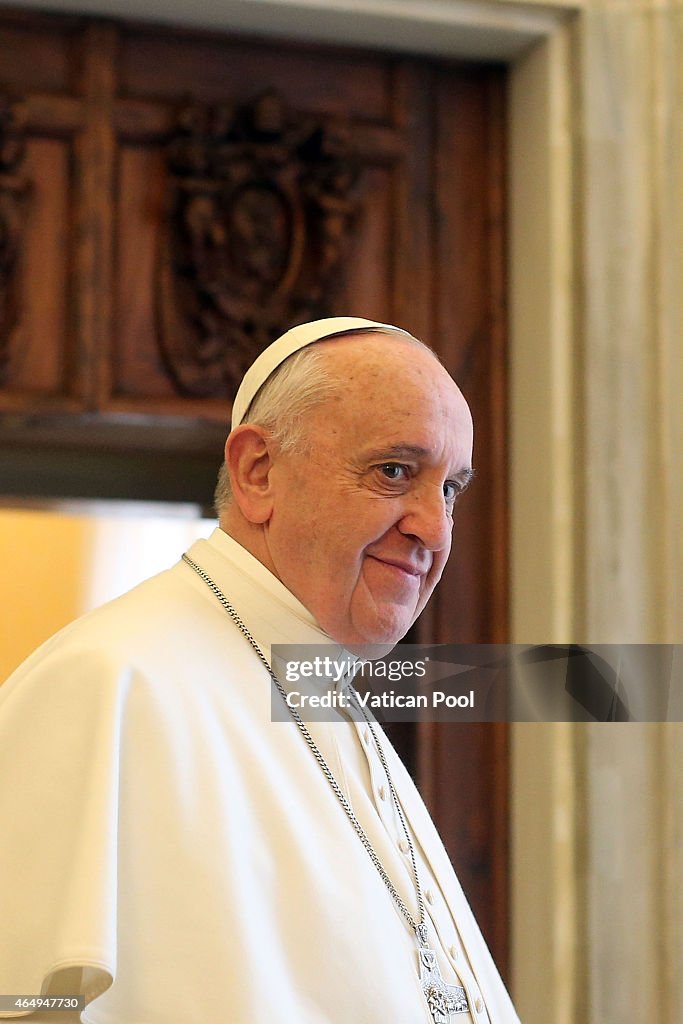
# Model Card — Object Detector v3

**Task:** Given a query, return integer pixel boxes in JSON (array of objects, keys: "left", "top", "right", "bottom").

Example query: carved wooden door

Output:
[{"left": 0, "top": 10, "right": 508, "bottom": 978}]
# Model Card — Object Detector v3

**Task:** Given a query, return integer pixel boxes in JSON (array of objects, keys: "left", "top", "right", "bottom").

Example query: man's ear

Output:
[{"left": 224, "top": 425, "right": 276, "bottom": 524}]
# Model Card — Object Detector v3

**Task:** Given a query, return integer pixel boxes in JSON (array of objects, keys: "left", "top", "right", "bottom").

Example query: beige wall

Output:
[
  {"left": 0, "top": 509, "right": 95, "bottom": 681},
  {"left": 506, "top": 3, "right": 683, "bottom": 1022},
  {"left": 0, "top": 508, "right": 213, "bottom": 683}
]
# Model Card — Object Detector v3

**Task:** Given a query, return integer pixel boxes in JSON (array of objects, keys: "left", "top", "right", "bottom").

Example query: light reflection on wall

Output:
[{"left": 0, "top": 503, "right": 214, "bottom": 682}]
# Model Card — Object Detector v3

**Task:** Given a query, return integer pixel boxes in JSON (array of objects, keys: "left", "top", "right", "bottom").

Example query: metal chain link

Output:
[
  {"left": 348, "top": 689, "right": 427, "bottom": 935},
  {"left": 181, "top": 551, "right": 426, "bottom": 937}
]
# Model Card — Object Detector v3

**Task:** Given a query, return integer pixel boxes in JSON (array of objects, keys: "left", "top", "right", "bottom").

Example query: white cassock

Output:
[{"left": 0, "top": 527, "right": 520, "bottom": 1024}]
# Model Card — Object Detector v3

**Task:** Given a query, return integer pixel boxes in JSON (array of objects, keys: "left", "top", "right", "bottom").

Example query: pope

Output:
[{"left": 0, "top": 317, "right": 519, "bottom": 1024}]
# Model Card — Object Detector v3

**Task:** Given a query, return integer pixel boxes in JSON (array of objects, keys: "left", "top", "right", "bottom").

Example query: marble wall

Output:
[{"left": 508, "top": 3, "right": 683, "bottom": 1022}]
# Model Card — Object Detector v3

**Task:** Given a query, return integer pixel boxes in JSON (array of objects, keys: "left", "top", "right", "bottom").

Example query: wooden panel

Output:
[
  {"left": 113, "top": 149, "right": 396, "bottom": 403},
  {"left": 115, "top": 143, "right": 178, "bottom": 399},
  {"left": 329, "top": 163, "right": 394, "bottom": 321},
  {"left": 120, "top": 26, "right": 393, "bottom": 121},
  {"left": 430, "top": 66, "right": 508, "bottom": 645},
  {"left": 390, "top": 62, "right": 434, "bottom": 341},
  {"left": 109, "top": 51, "right": 404, "bottom": 411},
  {"left": 4, "top": 138, "right": 72, "bottom": 398},
  {"left": 75, "top": 22, "right": 117, "bottom": 411},
  {"left": 0, "top": 11, "right": 76, "bottom": 93}
]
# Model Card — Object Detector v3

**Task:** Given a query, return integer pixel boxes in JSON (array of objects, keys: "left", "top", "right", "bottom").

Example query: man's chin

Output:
[
  {"left": 344, "top": 639, "right": 400, "bottom": 660},
  {"left": 343, "top": 612, "right": 415, "bottom": 658}
]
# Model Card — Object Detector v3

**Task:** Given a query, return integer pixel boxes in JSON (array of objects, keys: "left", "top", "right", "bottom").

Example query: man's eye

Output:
[
  {"left": 443, "top": 481, "right": 459, "bottom": 503},
  {"left": 379, "top": 463, "right": 409, "bottom": 481}
]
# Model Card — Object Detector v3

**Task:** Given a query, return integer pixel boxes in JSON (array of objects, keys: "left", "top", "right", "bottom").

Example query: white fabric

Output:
[
  {"left": 230, "top": 316, "right": 417, "bottom": 428},
  {"left": 0, "top": 528, "right": 520, "bottom": 1024}
]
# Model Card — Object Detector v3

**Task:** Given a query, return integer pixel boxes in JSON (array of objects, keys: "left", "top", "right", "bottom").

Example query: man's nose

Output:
[{"left": 397, "top": 486, "right": 453, "bottom": 552}]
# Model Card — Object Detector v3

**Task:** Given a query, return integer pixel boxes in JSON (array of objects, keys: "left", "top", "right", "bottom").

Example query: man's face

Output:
[{"left": 262, "top": 336, "right": 474, "bottom": 647}]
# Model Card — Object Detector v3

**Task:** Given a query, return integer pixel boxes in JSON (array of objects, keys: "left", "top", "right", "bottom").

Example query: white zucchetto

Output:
[{"left": 231, "top": 316, "right": 418, "bottom": 429}]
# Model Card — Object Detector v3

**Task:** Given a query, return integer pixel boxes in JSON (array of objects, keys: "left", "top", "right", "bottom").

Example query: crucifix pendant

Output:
[{"left": 416, "top": 924, "right": 470, "bottom": 1022}]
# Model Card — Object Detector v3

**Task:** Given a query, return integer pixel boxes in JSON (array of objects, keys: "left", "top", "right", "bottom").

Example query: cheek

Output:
[
  {"left": 423, "top": 548, "right": 450, "bottom": 595},
  {"left": 309, "top": 521, "right": 366, "bottom": 593},
  {"left": 330, "top": 507, "right": 378, "bottom": 560}
]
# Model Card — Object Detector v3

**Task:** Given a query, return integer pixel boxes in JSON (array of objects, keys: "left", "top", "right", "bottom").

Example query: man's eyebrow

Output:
[
  {"left": 453, "top": 467, "right": 476, "bottom": 492},
  {"left": 364, "top": 444, "right": 432, "bottom": 461}
]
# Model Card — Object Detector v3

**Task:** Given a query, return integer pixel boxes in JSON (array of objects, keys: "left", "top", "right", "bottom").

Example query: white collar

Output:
[{"left": 183, "top": 528, "right": 359, "bottom": 692}]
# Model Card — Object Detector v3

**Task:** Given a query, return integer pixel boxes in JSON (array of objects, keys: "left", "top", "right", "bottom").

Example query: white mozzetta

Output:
[{"left": 0, "top": 528, "right": 519, "bottom": 1024}]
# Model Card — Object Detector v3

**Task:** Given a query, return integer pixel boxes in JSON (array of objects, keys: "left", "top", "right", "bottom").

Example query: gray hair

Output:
[
  {"left": 213, "top": 343, "right": 343, "bottom": 516},
  {"left": 213, "top": 329, "right": 440, "bottom": 518}
]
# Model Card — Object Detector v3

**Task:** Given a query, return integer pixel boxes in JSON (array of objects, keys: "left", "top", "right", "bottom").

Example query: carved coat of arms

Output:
[{"left": 157, "top": 90, "right": 361, "bottom": 398}]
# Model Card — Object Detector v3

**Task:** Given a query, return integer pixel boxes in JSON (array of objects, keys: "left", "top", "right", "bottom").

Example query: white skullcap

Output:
[{"left": 231, "top": 316, "right": 419, "bottom": 429}]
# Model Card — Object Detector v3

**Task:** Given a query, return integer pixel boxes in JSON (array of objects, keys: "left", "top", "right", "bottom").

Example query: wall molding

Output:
[{"left": 9, "top": 0, "right": 574, "bottom": 59}]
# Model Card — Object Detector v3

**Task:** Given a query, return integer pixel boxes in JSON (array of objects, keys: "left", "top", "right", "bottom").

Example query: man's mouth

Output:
[{"left": 366, "top": 555, "right": 424, "bottom": 580}]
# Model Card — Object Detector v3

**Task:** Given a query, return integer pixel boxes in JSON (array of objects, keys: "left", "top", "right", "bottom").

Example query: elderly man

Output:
[{"left": 0, "top": 317, "right": 519, "bottom": 1024}]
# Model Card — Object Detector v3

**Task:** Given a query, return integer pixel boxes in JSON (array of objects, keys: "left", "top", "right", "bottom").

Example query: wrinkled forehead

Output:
[
  {"left": 318, "top": 333, "right": 467, "bottom": 410},
  {"left": 310, "top": 336, "right": 473, "bottom": 453}
]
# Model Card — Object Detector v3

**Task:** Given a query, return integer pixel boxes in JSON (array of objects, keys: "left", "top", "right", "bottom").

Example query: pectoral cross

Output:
[{"left": 417, "top": 924, "right": 470, "bottom": 1023}]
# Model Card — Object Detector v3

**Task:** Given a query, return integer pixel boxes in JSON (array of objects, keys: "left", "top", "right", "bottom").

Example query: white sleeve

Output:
[{"left": 0, "top": 638, "right": 129, "bottom": 1016}]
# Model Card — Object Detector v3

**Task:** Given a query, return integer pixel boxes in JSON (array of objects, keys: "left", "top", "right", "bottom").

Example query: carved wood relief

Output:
[
  {"left": 157, "top": 90, "right": 361, "bottom": 397},
  {"left": 0, "top": 91, "right": 30, "bottom": 384}
]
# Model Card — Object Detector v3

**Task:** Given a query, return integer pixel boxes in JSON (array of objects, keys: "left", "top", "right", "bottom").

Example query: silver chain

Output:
[{"left": 182, "top": 551, "right": 426, "bottom": 938}]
